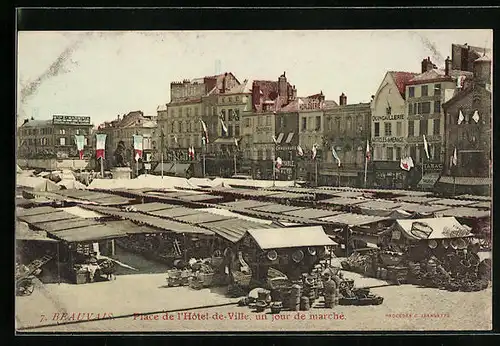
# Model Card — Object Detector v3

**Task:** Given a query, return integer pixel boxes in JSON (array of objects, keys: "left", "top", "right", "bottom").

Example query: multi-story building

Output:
[
  {"left": 370, "top": 71, "right": 417, "bottom": 188},
  {"left": 438, "top": 54, "right": 492, "bottom": 196},
  {"left": 451, "top": 43, "right": 492, "bottom": 72},
  {"left": 97, "top": 111, "right": 157, "bottom": 169},
  {"left": 404, "top": 57, "right": 474, "bottom": 188},
  {"left": 160, "top": 73, "right": 241, "bottom": 176},
  {"left": 17, "top": 115, "right": 93, "bottom": 159},
  {"left": 323, "top": 94, "right": 371, "bottom": 187},
  {"left": 241, "top": 72, "right": 298, "bottom": 179}
]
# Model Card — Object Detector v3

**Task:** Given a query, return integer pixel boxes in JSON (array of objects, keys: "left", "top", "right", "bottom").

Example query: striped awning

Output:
[
  {"left": 276, "top": 133, "right": 285, "bottom": 143},
  {"left": 285, "top": 133, "right": 294, "bottom": 143}
]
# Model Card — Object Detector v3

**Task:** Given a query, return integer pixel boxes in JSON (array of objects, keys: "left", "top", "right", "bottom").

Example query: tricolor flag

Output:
[
  {"left": 188, "top": 146, "right": 195, "bottom": 160},
  {"left": 312, "top": 144, "right": 318, "bottom": 160},
  {"left": 220, "top": 117, "right": 228, "bottom": 135},
  {"left": 400, "top": 156, "right": 415, "bottom": 171},
  {"left": 200, "top": 120, "right": 209, "bottom": 143},
  {"left": 95, "top": 134, "right": 107, "bottom": 159},
  {"left": 275, "top": 157, "right": 283, "bottom": 169},
  {"left": 74, "top": 135, "right": 85, "bottom": 160},
  {"left": 452, "top": 147, "right": 458, "bottom": 166},
  {"left": 456, "top": 75, "right": 466, "bottom": 89},
  {"left": 365, "top": 140, "right": 371, "bottom": 161},
  {"left": 458, "top": 110, "right": 465, "bottom": 125},
  {"left": 423, "top": 135, "right": 430, "bottom": 159},
  {"left": 331, "top": 146, "right": 341, "bottom": 167},
  {"left": 297, "top": 145, "right": 304, "bottom": 157},
  {"left": 472, "top": 110, "right": 480, "bottom": 123},
  {"left": 133, "top": 134, "right": 143, "bottom": 161}
]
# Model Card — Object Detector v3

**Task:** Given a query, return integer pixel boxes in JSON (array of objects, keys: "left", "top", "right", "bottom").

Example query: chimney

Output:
[
  {"left": 445, "top": 56, "right": 452, "bottom": 76},
  {"left": 117, "top": 114, "right": 121, "bottom": 121},
  {"left": 339, "top": 93, "right": 347, "bottom": 106},
  {"left": 278, "top": 72, "right": 287, "bottom": 97},
  {"left": 23, "top": 118, "right": 29, "bottom": 125},
  {"left": 421, "top": 57, "right": 434, "bottom": 73},
  {"left": 251, "top": 82, "right": 260, "bottom": 111},
  {"left": 222, "top": 72, "right": 228, "bottom": 93}
]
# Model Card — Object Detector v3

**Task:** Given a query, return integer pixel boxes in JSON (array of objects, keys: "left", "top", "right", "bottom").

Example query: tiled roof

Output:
[
  {"left": 408, "top": 69, "right": 473, "bottom": 84},
  {"left": 20, "top": 119, "right": 53, "bottom": 128},
  {"left": 388, "top": 71, "right": 419, "bottom": 97}
]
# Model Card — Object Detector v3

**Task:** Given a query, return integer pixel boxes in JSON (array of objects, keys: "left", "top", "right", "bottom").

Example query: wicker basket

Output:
[{"left": 232, "top": 270, "right": 252, "bottom": 287}]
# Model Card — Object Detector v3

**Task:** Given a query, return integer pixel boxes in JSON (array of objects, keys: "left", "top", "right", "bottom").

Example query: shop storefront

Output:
[{"left": 372, "top": 161, "right": 407, "bottom": 189}]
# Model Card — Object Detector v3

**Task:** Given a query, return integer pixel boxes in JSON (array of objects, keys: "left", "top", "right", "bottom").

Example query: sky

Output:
[{"left": 17, "top": 30, "right": 492, "bottom": 126}]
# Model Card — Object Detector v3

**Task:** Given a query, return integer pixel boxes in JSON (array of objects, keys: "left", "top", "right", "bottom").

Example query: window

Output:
[
  {"left": 229, "top": 97, "right": 233, "bottom": 103},
  {"left": 434, "top": 83, "right": 441, "bottom": 96},
  {"left": 386, "top": 106, "right": 391, "bottom": 115},
  {"left": 60, "top": 137, "right": 66, "bottom": 146},
  {"left": 395, "top": 147, "right": 402, "bottom": 160},
  {"left": 245, "top": 118, "right": 251, "bottom": 127},
  {"left": 84, "top": 137, "right": 88, "bottom": 146},
  {"left": 59, "top": 129, "right": 65, "bottom": 135},
  {"left": 335, "top": 118, "right": 341, "bottom": 132},
  {"left": 346, "top": 116, "right": 352, "bottom": 131},
  {"left": 315, "top": 116, "right": 321, "bottom": 131},
  {"left": 234, "top": 109, "right": 240, "bottom": 121},
  {"left": 408, "top": 87, "right": 415, "bottom": 98},
  {"left": 408, "top": 120, "right": 415, "bottom": 136},
  {"left": 421, "top": 85, "right": 428, "bottom": 97},
  {"left": 408, "top": 103, "right": 413, "bottom": 115},
  {"left": 384, "top": 122, "right": 392, "bottom": 136},
  {"left": 257, "top": 149, "right": 263, "bottom": 160},
  {"left": 194, "top": 108, "right": 199, "bottom": 117},
  {"left": 374, "top": 122, "right": 380, "bottom": 137},
  {"left": 302, "top": 117, "right": 307, "bottom": 131},
  {"left": 235, "top": 125, "right": 240, "bottom": 136},
  {"left": 410, "top": 146, "right": 417, "bottom": 159},
  {"left": 228, "top": 109, "right": 233, "bottom": 121},
  {"left": 433, "top": 143, "right": 441, "bottom": 161},
  {"left": 170, "top": 122, "right": 174, "bottom": 133},
  {"left": 258, "top": 116, "right": 263, "bottom": 126},
  {"left": 375, "top": 147, "right": 382, "bottom": 160},
  {"left": 266, "top": 116, "right": 271, "bottom": 126},
  {"left": 386, "top": 147, "right": 393, "bottom": 161},
  {"left": 434, "top": 100, "right": 441, "bottom": 114},
  {"left": 419, "top": 119, "right": 428, "bottom": 135},
  {"left": 179, "top": 122, "right": 183, "bottom": 133},
  {"left": 220, "top": 109, "right": 226, "bottom": 121},
  {"left": 228, "top": 126, "right": 233, "bottom": 137},
  {"left": 433, "top": 119, "right": 440, "bottom": 135},
  {"left": 212, "top": 107, "right": 217, "bottom": 116},
  {"left": 417, "top": 103, "right": 422, "bottom": 114},
  {"left": 396, "top": 122, "right": 402, "bottom": 137},
  {"left": 236, "top": 96, "right": 240, "bottom": 102},
  {"left": 421, "top": 102, "right": 431, "bottom": 114},
  {"left": 186, "top": 108, "right": 191, "bottom": 117}
]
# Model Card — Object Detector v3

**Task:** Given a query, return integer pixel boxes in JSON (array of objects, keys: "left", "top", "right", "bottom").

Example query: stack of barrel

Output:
[
  {"left": 288, "top": 284, "right": 301, "bottom": 311},
  {"left": 323, "top": 278, "right": 339, "bottom": 308}
]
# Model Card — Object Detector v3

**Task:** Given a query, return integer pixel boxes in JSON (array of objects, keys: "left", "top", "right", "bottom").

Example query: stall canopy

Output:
[
  {"left": 393, "top": 217, "right": 474, "bottom": 240},
  {"left": 48, "top": 224, "right": 128, "bottom": 243},
  {"left": 397, "top": 202, "right": 449, "bottom": 215},
  {"left": 16, "top": 221, "right": 59, "bottom": 242},
  {"left": 319, "top": 213, "right": 391, "bottom": 227},
  {"left": 245, "top": 226, "right": 336, "bottom": 250},
  {"left": 251, "top": 204, "right": 304, "bottom": 214},
  {"left": 468, "top": 201, "right": 491, "bottom": 210},
  {"left": 203, "top": 219, "right": 279, "bottom": 243},
  {"left": 435, "top": 207, "right": 491, "bottom": 219},
  {"left": 17, "top": 210, "right": 79, "bottom": 224},
  {"left": 16, "top": 206, "right": 58, "bottom": 217},
  {"left": 394, "top": 195, "right": 440, "bottom": 204},
  {"left": 17, "top": 176, "right": 61, "bottom": 192},
  {"left": 417, "top": 173, "right": 441, "bottom": 190},
  {"left": 318, "top": 197, "right": 367, "bottom": 207},
  {"left": 222, "top": 200, "right": 274, "bottom": 210},
  {"left": 429, "top": 198, "right": 478, "bottom": 207},
  {"left": 127, "top": 202, "right": 176, "bottom": 213},
  {"left": 454, "top": 194, "right": 491, "bottom": 202},
  {"left": 356, "top": 200, "right": 401, "bottom": 211},
  {"left": 175, "top": 194, "right": 224, "bottom": 203},
  {"left": 282, "top": 208, "right": 343, "bottom": 220}
]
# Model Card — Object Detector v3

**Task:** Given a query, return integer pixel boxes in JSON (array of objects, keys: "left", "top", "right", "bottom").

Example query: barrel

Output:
[
  {"left": 380, "top": 268, "right": 387, "bottom": 280},
  {"left": 300, "top": 296, "right": 310, "bottom": 311},
  {"left": 376, "top": 267, "right": 381, "bottom": 278},
  {"left": 289, "top": 286, "right": 301, "bottom": 311}
]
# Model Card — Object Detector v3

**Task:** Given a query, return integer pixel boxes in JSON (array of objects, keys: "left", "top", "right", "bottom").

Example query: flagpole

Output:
[
  {"left": 203, "top": 143, "right": 206, "bottom": 178},
  {"left": 160, "top": 131, "right": 164, "bottom": 179},
  {"left": 315, "top": 159, "right": 318, "bottom": 187},
  {"left": 100, "top": 157, "right": 104, "bottom": 178},
  {"left": 364, "top": 154, "right": 368, "bottom": 188},
  {"left": 337, "top": 162, "right": 340, "bottom": 187},
  {"left": 273, "top": 142, "right": 277, "bottom": 187}
]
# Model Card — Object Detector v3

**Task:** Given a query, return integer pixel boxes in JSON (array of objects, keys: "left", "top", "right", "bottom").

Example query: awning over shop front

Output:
[
  {"left": 246, "top": 226, "right": 336, "bottom": 250},
  {"left": 394, "top": 217, "right": 473, "bottom": 240},
  {"left": 438, "top": 176, "right": 492, "bottom": 186},
  {"left": 417, "top": 173, "right": 441, "bottom": 189}
]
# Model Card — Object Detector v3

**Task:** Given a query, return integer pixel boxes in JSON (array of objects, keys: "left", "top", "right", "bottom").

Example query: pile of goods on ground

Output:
[
  {"left": 165, "top": 258, "right": 220, "bottom": 289},
  {"left": 340, "top": 248, "right": 491, "bottom": 292},
  {"left": 236, "top": 265, "right": 384, "bottom": 313}
]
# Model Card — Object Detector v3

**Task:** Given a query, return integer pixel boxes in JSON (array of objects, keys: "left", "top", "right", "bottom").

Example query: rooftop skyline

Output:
[{"left": 17, "top": 30, "right": 492, "bottom": 125}]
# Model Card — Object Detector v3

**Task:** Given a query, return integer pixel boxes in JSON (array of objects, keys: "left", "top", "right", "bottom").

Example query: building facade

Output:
[
  {"left": 438, "top": 55, "right": 492, "bottom": 196},
  {"left": 404, "top": 57, "right": 474, "bottom": 188},
  {"left": 17, "top": 115, "right": 93, "bottom": 159},
  {"left": 323, "top": 94, "right": 371, "bottom": 187},
  {"left": 370, "top": 71, "right": 416, "bottom": 188},
  {"left": 97, "top": 111, "right": 157, "bottom": 169}
]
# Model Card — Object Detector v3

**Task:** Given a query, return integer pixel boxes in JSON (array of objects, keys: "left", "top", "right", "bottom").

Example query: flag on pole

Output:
[
  {"left": 331, "top": 146, "right": 341, "bottom": 167},
  {"left": 423, "top": 135, "right": 430, "bottom": 159},
  {"left": 272, "top": 135, "right": 278, "bottom": 144},
  {"left": 365, "top": 140, "right": 371, "bottom": 161},
  {"left": 456, "top": 75, "right": 466, "bottom": 89},
  {"left": 458, "top": 110, "right": 465, "bottom": 124},
  {"left": 400, "top": 156, "right": 415, "bottom": 171},
  {"left": 472, "top": 110, "right": 480, "bottom": 123},
  {"left": 312, "top": 144, "right": 318, "bottom": 160},
  {"left": 174, "top": 135, "right": 178, "bottom": 145},
  {"left": 188, "top": 146, "right": 195, "bottom": 160},
  {"left": 297, "top": 145, "right": 304, "bottom": 157},
  {"left": 234, "top": 138, "right": 239, "bottom": 148},
  {"left": 95, "top": 134, "right": 107, "bottom": 159},
  {"left": 133, "top": 134, "right": 143, "bottom": 161},
  {"left": 220, "top": 117, "right": 228, "bottom": 135},
  {"left": 275, "top": 157, "right": 283, "bottom": 169},
  {"left": 452, "top": 147, "right": 458, "bottom": 166},
  {"left": 200, "top": 120, "right": 209, "bottom": 143},
  {"left": 74, "top": 135, "right": 85, "bottom": 160}
]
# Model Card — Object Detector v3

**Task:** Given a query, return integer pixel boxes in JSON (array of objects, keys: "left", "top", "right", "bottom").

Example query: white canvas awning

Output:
[{"left": 246, "top": 226, "right": 336, "bottom": 250}]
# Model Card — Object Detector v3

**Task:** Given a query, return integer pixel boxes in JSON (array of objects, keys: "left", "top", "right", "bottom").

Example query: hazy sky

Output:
[{"left": 17, "top": 30, "right": 492, "bottom": 125}]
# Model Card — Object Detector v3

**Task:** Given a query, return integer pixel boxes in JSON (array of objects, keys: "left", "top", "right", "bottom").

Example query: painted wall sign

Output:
[
  {"left": 372, "top": 136, "right": 405, "bottom": 143},
  {"left": 372, "top": 114, "right": 404, "bottom": 121}
]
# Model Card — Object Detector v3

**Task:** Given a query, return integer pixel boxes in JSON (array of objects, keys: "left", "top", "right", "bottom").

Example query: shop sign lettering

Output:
[
  {"left": 372, "top": 137, "right": 405, "bottom": 143},
  {"left": 372, "top": 114, "right": 404, "bottom": 121}
]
